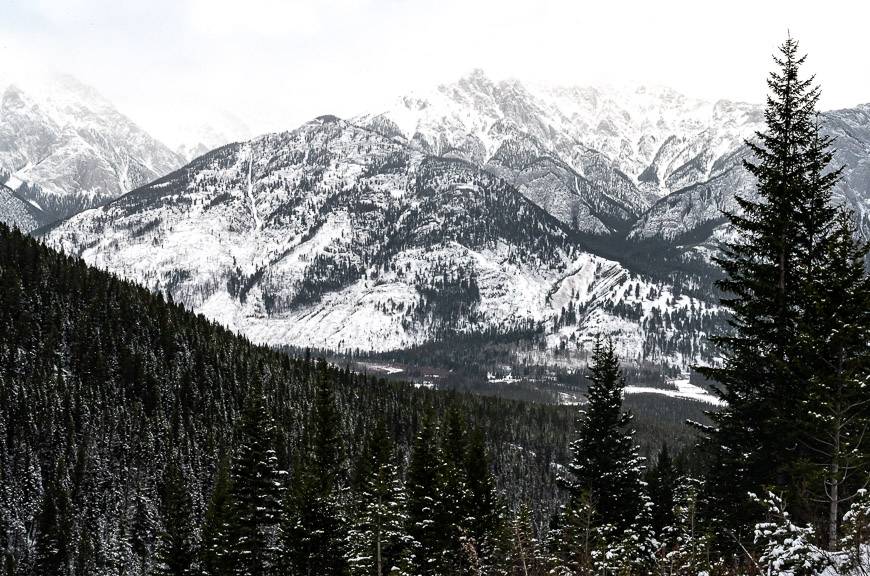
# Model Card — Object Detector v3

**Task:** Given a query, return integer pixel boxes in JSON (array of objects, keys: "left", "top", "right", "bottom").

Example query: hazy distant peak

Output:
[{"left": 0, "top": 73, "right": 184, "bottom": 222}]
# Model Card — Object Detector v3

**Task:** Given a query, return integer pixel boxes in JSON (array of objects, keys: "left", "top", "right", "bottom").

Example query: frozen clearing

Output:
[
  {"left": 358, "top": 362, "right": 404, "bottom": 375},
  {"left": 625, "top": 376, "right": 725, "bottom": 406}
]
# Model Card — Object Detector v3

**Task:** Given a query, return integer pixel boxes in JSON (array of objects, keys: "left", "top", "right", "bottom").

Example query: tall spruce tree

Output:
[
  {"left": 798, "top": 208, "right": 870, "bottom": 549},
  {"left": 697, "top": 35, "right": 844, "bottom": 541},
  {"left": 405, "top": 412, "right": 448, "bottom": 576},
  {"left": 439, "top": 407, "right": 473, "bottom": 573},
  {"left": 283, "top": 364, "right": 348, "bottom": 576},
  {"left": 560, "top": 337, "right": 645, "bottom": 532},
  {"left": 153, "top": 453, "right": 195, "bottom": 576},
  {"left": 552, "top": 338, "right": 649, "bottom": 574},
  {"left": 226, "top": 387, "right": 285, "bottom": 576},
  {"left": 463, "top": 426, "right": 504, "bottom": 571},
  {"left": 346, "top": 419, "right": 411, "bottom": 576}
]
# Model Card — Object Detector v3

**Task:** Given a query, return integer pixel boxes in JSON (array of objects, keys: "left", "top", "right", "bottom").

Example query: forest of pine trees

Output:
[
  {"left": 1, "top": 35, "right": 870, "bottom": 576},
  {"left": 0, "top": 218, "right": 583, "bottom": 576}
]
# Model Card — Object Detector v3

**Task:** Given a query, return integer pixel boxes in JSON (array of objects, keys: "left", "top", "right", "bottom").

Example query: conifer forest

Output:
[{"left": 1, "top": 21, "right": 870, "bottom": 576}]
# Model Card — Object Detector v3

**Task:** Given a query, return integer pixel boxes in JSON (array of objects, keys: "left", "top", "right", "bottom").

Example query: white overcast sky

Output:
[{"left": 1, "top": 0, "right": 868, "bottom": 144}]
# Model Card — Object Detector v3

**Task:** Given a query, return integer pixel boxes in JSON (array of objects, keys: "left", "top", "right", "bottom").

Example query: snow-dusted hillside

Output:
[
  {"left": 0, "top": 74, "right": 183, "bottom": 222},
  {"left": 357, "top": 70, "right": 764, "bottom": 237},
  {"left": 0, "top": 181, "right": 43, "bottom": 232},
  {"left": 40, "top": 71, "right": 870, "bottom": 373},
  {"left": 361, "top": 71, "right": 870, "bottom": 255},
  {"left": 47, "top": 116, "right": 723, "bottom": 369},
  {"left": 629, "top": 106, "right": 870, "bottom": 250},
  {"left": 823, "top": 103, "right": 870, "bottom": 239}
]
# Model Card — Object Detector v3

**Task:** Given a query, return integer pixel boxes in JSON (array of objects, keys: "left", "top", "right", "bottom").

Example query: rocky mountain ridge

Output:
[
  {"left": 47, "top": 114, "right": 724, "bottom": 371},
  {"left": 34, "top": 70, "right": 870, "bottom": 375},
  {"left": 0, "top": 74, "right": 184, "bottom": 227}
]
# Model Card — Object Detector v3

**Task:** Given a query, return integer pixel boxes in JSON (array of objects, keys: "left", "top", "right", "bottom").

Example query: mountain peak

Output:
[
  {"left": 1, "top": 84, "right": 28, "bottom": 110},
  {"left": 48, "top": 73, "right": 112, "bottom": 107},
  {"left": 450, "top": 68, "right": 499, "bottom": 95},
  {"left": 462, "top": 67, "right": 494, "bottom": 84},
  {"left": 0, "top": 73, "right": 183, "bottom": 222}
]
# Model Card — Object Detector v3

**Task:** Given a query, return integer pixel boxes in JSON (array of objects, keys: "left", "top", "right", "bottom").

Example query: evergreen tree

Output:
[
  {"left": 551, "top": 338, "right": 654, "bottom": 574},
  {"left": 405, "top": 412, "right": 447, "bottom": 576},
  {"left": 463, "top": 427, "right": 504, "bottom": 572},
  {"left": 646, "top": 444, "right": 677, "bottom": 538},
  {"left": 840, "top": 489, "right": 870, "bottom": 573},
  {"left": 798, "top": 207, "right": 870, "bottom": 549},
  {"left": 660, "top": 476, "right": 719, "bottom": 575},
  {"left": 439, "top": 407, "right": 472, "bottom": 573},
  {"left": 346, "top": 419, "right": 411, "bottom": 576},
  {"left": 546, "top": 491, "right": 597, "bottom": 576},
  {"left": 154, "top": 454, "right": 195, "bottom": 576},
  {"left": 508, "top": 504, "right": 545, "bottom": 576},
  {"left": 199, "top": 455, "right": 232, "bottom": 576},
  {"left": 283, "top": 366, "right": 348, "bottom": 576},
  {"left": 559, "top": 338, "right": 645, "bottom": 533},
  {"left": 592, "top": 516, "right": 657, "bottom": 575},
  {"left": 226, "top": 388, "right": 285, "bottom": 576},
  {"left": 752, "top": 492, "right": 828, "bottom": 576},
  {"left": 697, "top": 35, "right": 849, "bottom": 543}
]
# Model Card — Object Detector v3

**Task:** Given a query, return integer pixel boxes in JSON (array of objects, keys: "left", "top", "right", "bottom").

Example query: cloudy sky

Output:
[{"left": 1, "top": 0, "right": 868, "bottom": 146}]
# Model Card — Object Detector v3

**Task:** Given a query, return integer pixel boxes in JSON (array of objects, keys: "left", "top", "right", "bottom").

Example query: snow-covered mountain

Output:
[
  {"left": 357, "top": 70, "right": 764, "bottom": 237},
  {"left": 0, "top": 173, "right": 45, "bottom": 232},
  {"left": 360, "top": 71, "right": 870, "bottom": 253},
  {"left": 47, "top": 116, "right": 722, "bottom": 369},
  {"left": 0, "top": 74, "right": 184, "bottom": 225},
  {"left": 627, "top": 104, "right": 870, "bottom": 266},
  {"left": 40, "top": 71, "right": 870, "bottom": 372},
  {"left": 823, "top": 104, "right": 870, "bottom": 239}
]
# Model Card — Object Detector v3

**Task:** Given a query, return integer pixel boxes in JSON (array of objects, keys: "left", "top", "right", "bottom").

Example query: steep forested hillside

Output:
[{"left": 0, "top": 224, "right": 707, "bottom": 575}]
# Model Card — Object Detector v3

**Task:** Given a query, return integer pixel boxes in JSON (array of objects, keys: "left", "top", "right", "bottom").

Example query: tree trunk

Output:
[
  {"left": 829, "top": 423, "right": 840, "bottom": 550},
  {"left": 513, "top": 520, "right": 528, "bottom": 576},
  {"left": 828, "top": 472, "right": 839, "bottom": 550},
  {"left": 829, "top": 352, "right": 848, "bottom": 551}
]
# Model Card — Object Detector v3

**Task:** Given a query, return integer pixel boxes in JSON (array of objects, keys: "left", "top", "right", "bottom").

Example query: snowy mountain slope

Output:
[
  {"left": 47, "top": 116, "right": 723, "bottom": 369},
  {"left": 360, "top": 72, "right": 870, "bottom": 257},
  {"left": 627, "top": 146, "right": 755, "bottom": 242},
  {"left": 823, "top": 104, "right": 870, "bottom": 239},
  {"left": 0, "top": 181, "right": 43, "bottom": 232},
  {"left": 0, "top": 75, "right": 184, "bottom": 221},
  {"left": 629, "top": 106, "right": 870, "bottom": 249},
  {"left": 357, "top": 71, "right": 763, "bottom": 237}
]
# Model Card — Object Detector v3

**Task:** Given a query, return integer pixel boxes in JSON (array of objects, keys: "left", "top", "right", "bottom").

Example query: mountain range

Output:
[
  {"left": 0, "top": 74, "right": 217, "bottom": 229},
  {"left": 8, "top": 70, "right": 869, "bottom": 379}
]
